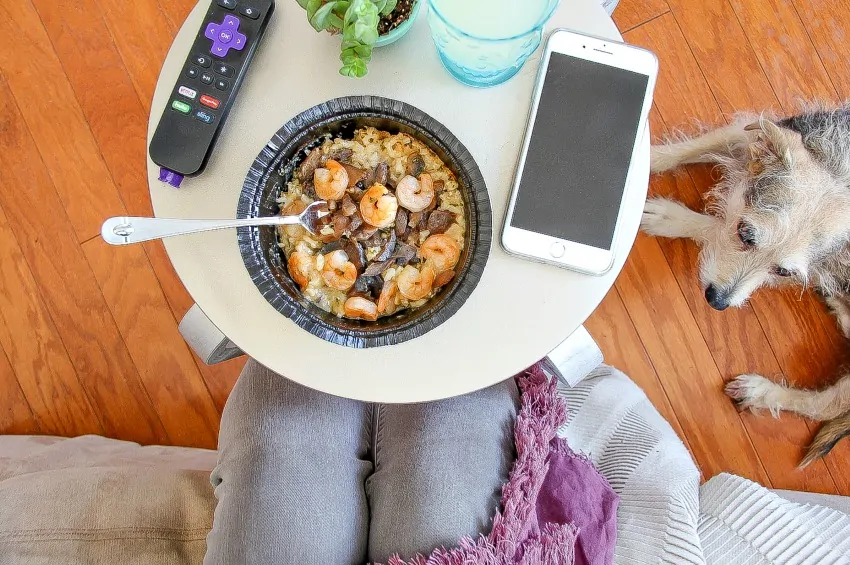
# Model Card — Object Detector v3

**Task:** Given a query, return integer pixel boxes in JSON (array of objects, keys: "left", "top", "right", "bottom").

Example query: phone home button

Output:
[{"left": 549, "top": 241, "right": 566, "bottom": 258}]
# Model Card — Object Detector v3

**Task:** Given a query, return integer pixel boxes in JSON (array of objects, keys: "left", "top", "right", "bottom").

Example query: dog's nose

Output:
[{"left": 704, "top": 285, "right": 730, "bottom": 310}]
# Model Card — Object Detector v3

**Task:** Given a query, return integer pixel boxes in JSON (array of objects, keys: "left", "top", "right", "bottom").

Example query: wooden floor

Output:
[{"left": 1, "top": 0, "right": 848, "bottom": 494}]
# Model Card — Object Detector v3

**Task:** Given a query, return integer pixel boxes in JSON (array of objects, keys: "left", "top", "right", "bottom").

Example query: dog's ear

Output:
[{"left": 744, "top": 118, "right": 793, "bottom": 168}]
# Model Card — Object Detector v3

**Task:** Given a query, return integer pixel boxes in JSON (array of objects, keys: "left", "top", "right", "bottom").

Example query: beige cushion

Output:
[{"left": 0, "top": 435, "right": 216, "bottom": 565}]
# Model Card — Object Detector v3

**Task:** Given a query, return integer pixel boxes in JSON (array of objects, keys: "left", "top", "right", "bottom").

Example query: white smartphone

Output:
[{"left": 501, "top": 28, "right": 658, "bottom": 275}]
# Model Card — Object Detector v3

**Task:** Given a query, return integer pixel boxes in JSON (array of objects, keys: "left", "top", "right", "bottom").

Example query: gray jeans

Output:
[{"left": 203, "top": 360, "right": 519, "bottom": 564}]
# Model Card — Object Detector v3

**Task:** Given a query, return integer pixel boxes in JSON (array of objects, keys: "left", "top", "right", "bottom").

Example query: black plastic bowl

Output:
[{"left": 236, "top": 96, "right": 491, "bottom": 348}]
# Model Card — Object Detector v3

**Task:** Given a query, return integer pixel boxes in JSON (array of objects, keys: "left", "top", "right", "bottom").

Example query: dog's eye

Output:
[
  {"left": 772, "top": 266, "right": 794, "bottom": 277},
  {"left": 737, "top": 221, "right": 757, "bottom": 248}
]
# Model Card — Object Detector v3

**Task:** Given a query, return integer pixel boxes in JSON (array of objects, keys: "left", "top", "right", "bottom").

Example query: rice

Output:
[{"left": 278, "top": 127, "right": 466, "bottom": 320}]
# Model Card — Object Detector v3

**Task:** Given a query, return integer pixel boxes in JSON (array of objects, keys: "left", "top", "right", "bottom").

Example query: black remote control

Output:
[{"left": 149, "top": 0, "right": 275, "bottom": 186}]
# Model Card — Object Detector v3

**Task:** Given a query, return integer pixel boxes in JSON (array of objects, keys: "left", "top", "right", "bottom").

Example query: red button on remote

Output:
[{"left": 200, "top": 94, "right": 220, "bottom": 109}]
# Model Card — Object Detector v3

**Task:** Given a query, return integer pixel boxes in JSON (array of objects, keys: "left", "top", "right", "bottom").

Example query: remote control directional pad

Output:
[{"left": 204, "top": 14, "right": 246, "bottom": 57}]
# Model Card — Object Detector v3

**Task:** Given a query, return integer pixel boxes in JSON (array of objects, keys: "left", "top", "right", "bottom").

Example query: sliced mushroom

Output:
[
  {"left": 348, "top": 211, "right": 364, "bottom": 232},
  {"left": 391, "top": 242, "right": 417, "bottom": 266},
  {"left": 352, "top": 224, "right": 379, "bottom": 242},
  {"left": 426, "top": 210, "right": 455, "bottom": 235},
  {"left": 352, "top": 275, "right": 384, "bottom": 298},
  {"left": 341, "top": 193, "right": 358, "bottom": 216},
  {"left": 362, "top": 230, "right": 384, "bottom": 248},
  {"left": 406, "top": 229, "right": 420, "bottom": 247},
  {"left": 320, "top": 147, "right": 353, "bottom": 165},
  {"left": 408, "top": 211, "right": 423, "bottom": 229},
  {"left": 375, "top": 230, "right": 397, "bottom": 262},
  {"left": 433, "top": 179, "right": 445, "bottom": 193},
  {"left": 341, "top": 163, "right": 367, "bottom": 188},
  {"left": 320, "top": 240, "right": 344, "bottom": 255},
  {"left": 349, "top": 186, "right": 365, "bottom": 202},
  {"left": 341, "top": 238, "right": 366, "bottom": 273},
  {"left": 367, "top": 162, "right": 389, "bottom": 187},
  {"left": 408, "top": 154, "right": 426, "bottom": 177},
  {"left": 395, "top": 208, "right": 409, "bottom": 238},
  {"left": 364, "top": 259, "right": 395, "bottom": 277},
  {"left": 299, "top": 148, "right": 321, "bottom": 183}
]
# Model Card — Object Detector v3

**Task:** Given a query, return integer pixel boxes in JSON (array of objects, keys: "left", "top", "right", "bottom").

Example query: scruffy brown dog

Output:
[{"left": 642, "top": 104, "right": 850, "bottom": 467}]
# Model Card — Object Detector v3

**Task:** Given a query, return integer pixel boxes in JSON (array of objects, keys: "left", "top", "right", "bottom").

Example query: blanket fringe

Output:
[{"left": 376, "top": 364, "right": 576, "bottom": 565}]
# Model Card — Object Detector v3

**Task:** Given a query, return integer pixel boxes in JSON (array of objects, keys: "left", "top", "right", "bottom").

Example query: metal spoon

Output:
[{"left": 101, "top": 201, "right": 330, "bottom": 245}]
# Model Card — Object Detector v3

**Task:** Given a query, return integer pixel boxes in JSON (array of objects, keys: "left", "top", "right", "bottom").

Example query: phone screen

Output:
[{"left": 510, "top": 52, "right": 649, "bottom": 250}]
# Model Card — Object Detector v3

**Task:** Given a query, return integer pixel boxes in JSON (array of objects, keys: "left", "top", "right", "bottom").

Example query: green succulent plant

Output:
[{"left": 296, "top": 0, "right": 398, "bottom": 78}]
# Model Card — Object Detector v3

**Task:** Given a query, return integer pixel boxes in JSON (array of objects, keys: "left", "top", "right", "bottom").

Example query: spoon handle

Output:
[{"left": 100, "top": 215, "right": 299, "bottom": 245}]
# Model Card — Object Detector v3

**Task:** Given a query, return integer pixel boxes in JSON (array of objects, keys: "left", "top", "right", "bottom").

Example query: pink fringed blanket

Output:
[{"left": 377, "top": 363, "right": 619, "bottom": 565}]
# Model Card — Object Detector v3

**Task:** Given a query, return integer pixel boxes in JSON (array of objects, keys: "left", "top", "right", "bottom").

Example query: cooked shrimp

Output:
[
  {"left": 396, "top": 265, "right": 435, "bottom": 301},
  {"left": 282, "top": 200, "right": 307, "bottom": 237},
  {"left": 377, "top": 280, "right": 398, "bottom": 314},
  {"left": 395, "top": 173, "right": 435, "bottom": 213},
  {"left": 420, "top": 234, "right": 460, "bottom": 273},
  {"left": 344, "top": 296, "right": 378, "bottom": 321},
  {"left": 288, "top": 251, "right": 315, "bottom": 289},
  {"left": 321, "top": 250, "right": 357, "bottom": 291},
  {"left": 314, "top": 159, "right": 348, "bottom": 201},
  {"left": 359, "top": 184, "right": 398, "bottom": 228}
]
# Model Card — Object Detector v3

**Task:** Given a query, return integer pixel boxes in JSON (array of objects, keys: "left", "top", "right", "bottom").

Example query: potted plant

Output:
[{"left": 297, "top": 0, "right": 421, "bottom": 78}]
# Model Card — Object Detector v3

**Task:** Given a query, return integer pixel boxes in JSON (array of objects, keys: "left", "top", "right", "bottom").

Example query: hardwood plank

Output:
[
  {"left": 665, "top": 0, "right": 779, "bottom": 114},
  {"left": 628, "top": 13, "right": 847, "bottom": 492},
  {"left": 626, "top": 15, "right": 724, "bottom": 130},
  {"left": 615, "top": 234, "right": 769, "bottom": 483},
  {"left": 0, "top": 0, "right": 127, "bottom": 241},
  {"left": 83, "top": 239, "right": 219, "bottom": 448},
  {"left": 157, "top": 0, "right": 200, "bottom": 34},
  {"left": 30, "top": 0, "right": 196, "bottom": 319},
  {"left": 791, "top": 0, "right": 850, "bottom": 95},
  {"left": 31, "top": 0, "right": 242, "bottom": 417},
  {"left": 585, "top": 288, "right": 690, "bottom": 445},
  {"left": 613, "top": 0, "right": 670, "bottom": 34},
  {"left": 729, "top": 0, "right": 837, "bottom": 109},
  {"left": 0, "top": 344, "right": 41, "bottom": 436},
  {"left": 0, "top": 75, "right": 167, "bottom": 445},
  {"left": 0, "top": 202, "right": 104, "bottom": 438},
  {"left": 96, "top": 0, "right": 174, "bottom": 113}
]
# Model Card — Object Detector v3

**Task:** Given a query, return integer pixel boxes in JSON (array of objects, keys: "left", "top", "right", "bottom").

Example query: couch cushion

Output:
[{"left": 0, "top": 435, "right": 216, "bottom": 565}]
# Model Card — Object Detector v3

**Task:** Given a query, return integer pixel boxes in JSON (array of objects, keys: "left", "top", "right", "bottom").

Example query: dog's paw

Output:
[
  {"left": 725, "top": 374, "right": 786, "bottom": 418},
  {"left": 641, "top": 198, "right": 700, "bottom": 238}
]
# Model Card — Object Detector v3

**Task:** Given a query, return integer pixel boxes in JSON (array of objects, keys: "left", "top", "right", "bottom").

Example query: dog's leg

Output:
[
  {"left": 651, "top": 124, "right": 748, "bottom": 173},
  {"left": 824, "top": 295, "right": 850, "bottom": 338},
  {"left": 725, "top": 373, "right": 850, "bottom": 422},
  {"left": 641, "top": 198, "right": 719, "bottom": 240}
]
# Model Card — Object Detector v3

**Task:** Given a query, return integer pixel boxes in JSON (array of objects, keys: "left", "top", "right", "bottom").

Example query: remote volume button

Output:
[
  {"left": 214, "top": 63, "right": 235, "bottom": 77},
  {"left": 200, "top": 71, "right": 214, "bottom": 84},
  {"left": 214, "top": 78, "right": 229, "bottom": 90},
  {"left": 171, "top": 100, "right": 192, "bottom": 114},
  {"left": 239, "top": 5, "right": 260, "bottom": 19},
  {"left": 185, "top": 66, "right": 199, "bottom": 79},
  {"left": 200, "top": 94, "right": 220, "bottom": 109},
  {"left": 193, "top": 53, "right": 212, "bottom": 68},
  {"left": 217, "top": 0, "right": 237, "bottom": 9}
]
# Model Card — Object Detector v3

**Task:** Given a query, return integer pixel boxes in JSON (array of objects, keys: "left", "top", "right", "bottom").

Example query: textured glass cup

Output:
[{"left": 427, "top": 0, "right": 560, "bottom": 88}]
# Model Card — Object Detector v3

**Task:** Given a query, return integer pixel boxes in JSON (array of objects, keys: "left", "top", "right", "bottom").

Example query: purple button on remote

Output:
[{"left": 204, "top": 14, "right": 246, "bottom": 57}]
